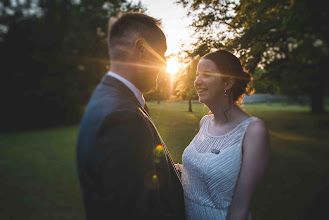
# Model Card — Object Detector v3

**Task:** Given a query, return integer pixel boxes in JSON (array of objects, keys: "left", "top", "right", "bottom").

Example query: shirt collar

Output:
[{"left": 107, "top": 71, "right": 145, "bottom": 107}]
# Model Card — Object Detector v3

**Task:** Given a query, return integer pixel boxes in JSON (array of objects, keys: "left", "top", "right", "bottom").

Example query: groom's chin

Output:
[{"left": 142, "top": 84, "right": 157, "bottom": 94}]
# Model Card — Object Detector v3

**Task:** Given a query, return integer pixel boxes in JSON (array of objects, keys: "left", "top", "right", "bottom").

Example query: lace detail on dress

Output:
[
  {"left": 182, "top": 114, "right": 257, "bottom": 220},
  {"left": 194, "top": 115, "right": 256, "bottom": 153}
]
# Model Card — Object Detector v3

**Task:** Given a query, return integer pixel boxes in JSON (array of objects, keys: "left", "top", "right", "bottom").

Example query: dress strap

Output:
[
  {"left": 200, "top": 114, "right": 211, "bottom": 129},
  {"left": 238, "top": 116, "right": 258, "bottom": 146}
]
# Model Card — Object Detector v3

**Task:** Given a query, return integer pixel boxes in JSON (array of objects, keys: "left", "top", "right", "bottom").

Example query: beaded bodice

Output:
[{"left": 182, "top": 115, "right": 257, "bottom": 210}]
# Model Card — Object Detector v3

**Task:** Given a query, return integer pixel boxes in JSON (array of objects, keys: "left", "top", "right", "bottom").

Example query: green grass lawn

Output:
[{"left": 1, "top": 101, "right": 329, "bottom": 220}]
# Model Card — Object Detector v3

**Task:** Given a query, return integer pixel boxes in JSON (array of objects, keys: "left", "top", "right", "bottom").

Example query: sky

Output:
[{"left": 132, "top": 0, "right": 193, "bottom": 56}]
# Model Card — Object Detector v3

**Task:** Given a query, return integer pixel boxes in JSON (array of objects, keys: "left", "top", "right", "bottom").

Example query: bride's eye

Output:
[
  {"left": 196, "top": 72, "right": 211, "bottom": 78},
  {"left": 201, "top": 73, "right": 210, "bottom": 78}
]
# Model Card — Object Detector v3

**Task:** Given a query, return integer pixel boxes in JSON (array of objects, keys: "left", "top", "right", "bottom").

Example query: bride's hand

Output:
[{"left": 175, "top": 163, "right": 183, "bottom": 172}]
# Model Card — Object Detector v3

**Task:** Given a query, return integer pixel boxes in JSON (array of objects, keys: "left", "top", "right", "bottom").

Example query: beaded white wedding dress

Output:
[{"left": 182, "top": 115, "right": 256, "bottom": 220}]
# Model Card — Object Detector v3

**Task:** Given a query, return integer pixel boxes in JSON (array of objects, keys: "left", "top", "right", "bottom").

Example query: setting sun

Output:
[{"left": 166, "top": 58, "right": 179, "bottom": 75}]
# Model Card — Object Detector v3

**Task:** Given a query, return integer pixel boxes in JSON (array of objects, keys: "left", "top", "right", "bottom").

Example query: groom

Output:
[{"left": 76, "top": 12, "right": 186, "bottom": 219}]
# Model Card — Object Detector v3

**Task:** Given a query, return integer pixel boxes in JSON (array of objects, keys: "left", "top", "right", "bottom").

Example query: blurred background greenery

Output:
[
  {"left": 0, "top": 0, "right": 328, "bottom": 132},
  {"left": 1, "top": 102, "right": 329, "bottom": 219},
  {"left": 1, "top": 0, "right": 328, "bottom": 219}
]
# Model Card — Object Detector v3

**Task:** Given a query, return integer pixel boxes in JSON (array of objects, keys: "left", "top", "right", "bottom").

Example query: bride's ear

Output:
[{"left": 224, "top": 78, "right": 235, "bottom": 91}]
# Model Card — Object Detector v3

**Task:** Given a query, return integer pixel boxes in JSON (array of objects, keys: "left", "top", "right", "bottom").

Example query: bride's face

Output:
[{"left": 194, "top": 59, "right": 226, "bottom": 105}]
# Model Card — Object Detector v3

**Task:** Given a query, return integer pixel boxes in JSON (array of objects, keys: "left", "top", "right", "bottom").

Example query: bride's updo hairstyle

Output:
[{"left": 202, "top": 50, "right": 254, "bottom": 104}]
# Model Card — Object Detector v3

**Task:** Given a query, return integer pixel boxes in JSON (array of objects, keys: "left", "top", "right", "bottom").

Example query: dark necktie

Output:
[
  {"left": 144, "top": 103, "right": 150, "bottom": 115},
  {"left": 142, "top": 103, "right": 181, "bottom": 182}
]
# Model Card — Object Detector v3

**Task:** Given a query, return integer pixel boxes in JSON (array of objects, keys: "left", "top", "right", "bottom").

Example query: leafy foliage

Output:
[
  {"left": 176, "top": 0, "right": 329, "bottom": 113},
  {"left": 0, "top": 0, "right": 145, "bottom": 131}
]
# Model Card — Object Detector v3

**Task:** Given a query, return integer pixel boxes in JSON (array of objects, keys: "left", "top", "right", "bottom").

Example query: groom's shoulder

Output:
[
  {"left": 78, "top": 90, "right": 143, "bottom": 140},
  {"left": 81, "top": 83, "right": 142, "bottom": 126},
  {"left": 91, "top": 82, "right": 136, "bottom": 110}
]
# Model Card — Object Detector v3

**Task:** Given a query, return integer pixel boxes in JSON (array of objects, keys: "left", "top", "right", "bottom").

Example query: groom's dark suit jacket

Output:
[{"left": 77, "top": 75, "right": 186, "bottom": 220}]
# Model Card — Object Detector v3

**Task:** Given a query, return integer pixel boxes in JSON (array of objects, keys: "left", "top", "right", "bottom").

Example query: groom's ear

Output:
[{"left": 134, "top": 38, "right": 146, "bottom": 59}]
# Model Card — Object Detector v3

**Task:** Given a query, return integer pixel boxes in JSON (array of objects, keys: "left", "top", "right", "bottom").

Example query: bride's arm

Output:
[{"left": 226, "top": 119, "right": 269, "bottom": 220}]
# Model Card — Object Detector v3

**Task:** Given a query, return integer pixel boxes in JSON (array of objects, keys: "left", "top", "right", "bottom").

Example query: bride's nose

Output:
[{"left": 194, "top": 75, "right": 202, "bottom": 86}]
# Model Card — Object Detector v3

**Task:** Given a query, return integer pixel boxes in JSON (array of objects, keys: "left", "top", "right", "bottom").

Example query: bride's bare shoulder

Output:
[{"left": 244, "top": 118, "right": 269, "bottom": 147}]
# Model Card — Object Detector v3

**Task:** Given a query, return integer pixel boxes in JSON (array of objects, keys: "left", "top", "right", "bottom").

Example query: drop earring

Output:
[{"left": 224, "top": 89, "right": 227, "bottom": 96}]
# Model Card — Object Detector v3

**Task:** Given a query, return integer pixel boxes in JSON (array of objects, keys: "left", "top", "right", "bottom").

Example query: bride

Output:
[{"left": 176, "top": 50, "right": 269, "bottom": 220}]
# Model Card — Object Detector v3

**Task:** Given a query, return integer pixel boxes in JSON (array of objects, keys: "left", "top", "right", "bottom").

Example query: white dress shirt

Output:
[{"left": 107, "top": 71, "right": 145, "bottom": 107}]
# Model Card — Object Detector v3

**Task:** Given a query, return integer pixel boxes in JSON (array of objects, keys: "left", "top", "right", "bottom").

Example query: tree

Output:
[
  {"left": 252, "top": 68, "right": 279, "bottom": 94},
  {"left": 0, "top": 0, "right": 145, "bottom": 131},
  {"left": 177, "top": 0, "right": 328, "bottom": 113},
  {"left": 175, "top": 57, "right": 199, "bottom": 112}
]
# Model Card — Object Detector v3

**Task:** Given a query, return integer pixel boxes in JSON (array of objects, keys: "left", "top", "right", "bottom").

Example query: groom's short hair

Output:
[{"left": 107, "top": 12, "right": 164, "bottom": 61}]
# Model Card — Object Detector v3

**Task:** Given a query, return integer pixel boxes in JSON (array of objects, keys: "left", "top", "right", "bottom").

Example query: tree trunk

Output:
[
  {"left": 188, "top": 99, "right": 192, "bottom": 112},
  {"left": 157, "top": 100, "right": 160, "bottom": 104},
  {"left": 310, "top": 87, "right": 325, "bottom": 114}
]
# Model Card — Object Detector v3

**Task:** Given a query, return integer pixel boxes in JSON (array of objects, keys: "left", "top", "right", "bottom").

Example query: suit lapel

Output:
[{"left": 101, "top": 74, "right": 181, "bottom": 182}]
